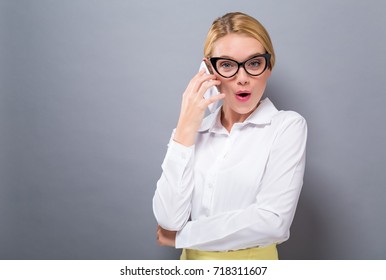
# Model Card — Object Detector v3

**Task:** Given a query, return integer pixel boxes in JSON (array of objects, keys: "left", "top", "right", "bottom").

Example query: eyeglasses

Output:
[{"left": 210, "top": 53, "right": 271, "bottom": 78}]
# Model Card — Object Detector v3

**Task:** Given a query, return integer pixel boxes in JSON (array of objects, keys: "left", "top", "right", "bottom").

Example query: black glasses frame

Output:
[{"left": 210, "top": 53, "right": 271, "bottom": 78}]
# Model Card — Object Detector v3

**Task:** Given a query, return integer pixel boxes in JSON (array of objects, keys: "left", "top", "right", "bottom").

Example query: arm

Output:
[
  {"left": 153, "top": 69, "right": 225, "bottom": 231},
  {"left": 175, "top": 114, "right": 307, "bottom": 251},
  {"left": 152, "top": 137, "right": 195, "bottom": 230}
]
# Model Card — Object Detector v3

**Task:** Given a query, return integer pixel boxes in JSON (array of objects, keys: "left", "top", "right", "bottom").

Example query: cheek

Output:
[
  {"left": 255, "top": 71, "right": 271, "bottom": 86},
  {"left": 252, "top": 73, "right": 270, "bottom": 91},
  {"left": 252, "top": 80, "right": 267, "bottom": 95},
  {"left": 217, "top": 77, "right": 232, "bottom": 93}
]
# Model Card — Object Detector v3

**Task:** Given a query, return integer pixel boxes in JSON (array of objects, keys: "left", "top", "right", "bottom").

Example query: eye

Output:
[
  {"left": 218, "top": 60, "right": 237, "bottom": 72},
  {"left": 247, "top": 58, "right": 263, "bottom": 69}
]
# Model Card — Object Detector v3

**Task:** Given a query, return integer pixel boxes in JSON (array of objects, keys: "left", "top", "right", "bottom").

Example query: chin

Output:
[
  {"left": 231, "top": 104, "right": 257, "bottom": 116},
  {"left": 223, "top": 97, "right": 261, "bottom": 117}
]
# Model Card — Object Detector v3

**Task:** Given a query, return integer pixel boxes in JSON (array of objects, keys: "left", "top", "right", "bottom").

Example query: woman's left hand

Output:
[{"left": 157, "top": 225, "right": 177, "bottom": 247}]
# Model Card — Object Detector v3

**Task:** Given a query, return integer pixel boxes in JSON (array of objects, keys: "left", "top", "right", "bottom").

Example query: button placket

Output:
[
  {"left": 201, "top": 166, "right": 217, "bottom": 216},
  {"left": 201, "top": 135, "right": 233, "bottom": 216}
]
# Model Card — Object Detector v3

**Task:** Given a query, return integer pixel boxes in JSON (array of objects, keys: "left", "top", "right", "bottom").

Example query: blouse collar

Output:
[{"left": 198, "top": 97, "right": 279, "bottom": 133}]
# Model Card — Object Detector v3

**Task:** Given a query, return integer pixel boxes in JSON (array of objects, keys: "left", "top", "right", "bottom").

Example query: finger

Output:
[
  {"left": 184, "top": 69, "right": 207, "bottom": 95},
  {"left": 157, "top": 229, "right": 163, "bottom": 244},
  {"left": 187, "top": 72, "right": 218, "bottom": 97},
  {"left": 157, "top": 234, "right": 166, "bottom": 246},
  {"left": 196, "top": 79, "right": 221, "bottom": 98},
  {"left": 203, "top": 93, "right": 226, "bottom": 106},
  {"left": 196, "top": 73, "right": 218, "bottom": 88}
]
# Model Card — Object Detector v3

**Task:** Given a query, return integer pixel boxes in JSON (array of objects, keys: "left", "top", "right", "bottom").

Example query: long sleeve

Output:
[
  {"left": 175, "top": 114, "right": 307, "bottom": 251},
  {"left": 152, "top": 131, "right": 195, "bottom": 231}
]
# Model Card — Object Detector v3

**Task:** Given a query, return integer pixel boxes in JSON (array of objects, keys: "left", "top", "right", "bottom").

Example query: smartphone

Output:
[{"left": 199, "top": 61, "right": 220, "bottom": 113}]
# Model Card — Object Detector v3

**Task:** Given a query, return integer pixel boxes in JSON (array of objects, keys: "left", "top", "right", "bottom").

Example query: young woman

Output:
[{"left": 153, "top": 12, "right": 307, "bottom": 260}]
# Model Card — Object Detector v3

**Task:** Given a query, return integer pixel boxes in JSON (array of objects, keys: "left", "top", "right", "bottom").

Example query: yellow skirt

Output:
[{"left": 180, "top": 244, "right": 278, "bottom": 260}]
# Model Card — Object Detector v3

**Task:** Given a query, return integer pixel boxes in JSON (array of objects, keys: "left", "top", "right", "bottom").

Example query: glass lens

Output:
[
  {"left": 215, "top": 59, "right": 238, "bottom": 77},
  {"left": 244, "top": 56, "right": 267, "bottom": 76}
]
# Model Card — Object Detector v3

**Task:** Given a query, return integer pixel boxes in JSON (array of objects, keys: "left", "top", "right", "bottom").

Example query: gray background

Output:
[{"left": 1, "top": 0, "right": 385, "bottom": 260}]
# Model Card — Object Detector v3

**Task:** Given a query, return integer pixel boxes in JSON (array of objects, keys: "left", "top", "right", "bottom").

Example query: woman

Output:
[{"left": 153, "top": 12, "right": 307, "bottom": 260}]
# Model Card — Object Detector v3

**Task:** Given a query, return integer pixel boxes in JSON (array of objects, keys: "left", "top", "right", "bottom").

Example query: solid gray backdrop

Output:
[{"left": 1, "top": 0, "right": 385, "bottom": 259}]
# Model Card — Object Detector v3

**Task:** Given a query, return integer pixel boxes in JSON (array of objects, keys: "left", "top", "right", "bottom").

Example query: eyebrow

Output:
[{"left": 214, "top": 52, "right": 265, "bottom": 61}]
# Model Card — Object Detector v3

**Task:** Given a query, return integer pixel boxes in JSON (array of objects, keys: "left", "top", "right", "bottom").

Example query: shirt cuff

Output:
[
  {"left": 164, "top": 140, "right": 194, "bottom": 165},
  {"left": 175, "top": 223, "right": 190, "bottom": 249}
]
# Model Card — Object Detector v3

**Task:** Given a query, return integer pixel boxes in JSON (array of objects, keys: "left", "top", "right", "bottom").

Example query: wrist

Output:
[
  {"left": 174, "top": 125, "right": 197, "bottom": 147},
  {"left": 173, "top": 132, "right": 195, "bottom": 147}
]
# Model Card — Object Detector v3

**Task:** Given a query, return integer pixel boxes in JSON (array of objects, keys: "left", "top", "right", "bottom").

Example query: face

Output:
[{"left": 211, "top": 33, "right": 271, "bottom": 122}]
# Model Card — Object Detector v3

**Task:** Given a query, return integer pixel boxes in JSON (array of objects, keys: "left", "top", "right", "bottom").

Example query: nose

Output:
[{"left": 236, "top": 66, "right": 250, "bottom": 86}]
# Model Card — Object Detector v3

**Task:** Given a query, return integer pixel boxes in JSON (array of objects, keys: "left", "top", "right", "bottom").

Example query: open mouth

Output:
[{"left": 235, "top": 91, "right": 251, "bottom": 101}]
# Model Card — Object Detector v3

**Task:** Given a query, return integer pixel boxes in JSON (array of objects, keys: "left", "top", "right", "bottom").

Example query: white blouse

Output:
[{"left": 153, "top": 98, "right": 307, "bottom": 251}]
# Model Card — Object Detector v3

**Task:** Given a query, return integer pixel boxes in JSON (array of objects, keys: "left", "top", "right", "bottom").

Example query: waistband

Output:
[{"left": 180, "top": 244, "right": 278, "bottom": 260}]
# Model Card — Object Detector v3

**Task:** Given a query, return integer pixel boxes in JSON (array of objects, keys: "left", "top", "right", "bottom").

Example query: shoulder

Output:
[
  {"left": 270, "top": 110, "right": 307, "bottom": 138},
  {"left": 273, "top": 110, "right": 306, "bottom": 126}
]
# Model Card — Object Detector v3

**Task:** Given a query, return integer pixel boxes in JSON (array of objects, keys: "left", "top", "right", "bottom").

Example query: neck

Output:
[{"left": 221, "top": 103, "right": 259, "bottom": 132}]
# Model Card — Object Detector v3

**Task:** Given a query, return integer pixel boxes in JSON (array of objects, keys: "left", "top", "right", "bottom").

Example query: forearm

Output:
[
  {"left": 153, "top": 139, "right": 195, "bottom": 230},
  {"left": 175, "top": 205, "right": 291, "bottom": 251}
]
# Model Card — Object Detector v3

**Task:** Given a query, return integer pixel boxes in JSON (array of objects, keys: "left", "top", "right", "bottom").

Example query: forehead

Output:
[{"left": 212, "top": 33, "right": 265, "bottom": 60}]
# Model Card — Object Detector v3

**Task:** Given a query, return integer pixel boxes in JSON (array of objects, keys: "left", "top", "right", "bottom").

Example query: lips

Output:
[{"left": 235, "top": 90, "right": 251, "bottom": 102}]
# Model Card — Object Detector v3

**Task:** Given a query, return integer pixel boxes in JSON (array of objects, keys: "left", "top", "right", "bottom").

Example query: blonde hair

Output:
[{"left": 204, "top": 12, "right": 275, "bottom": 70}]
